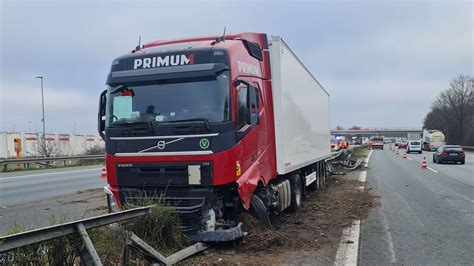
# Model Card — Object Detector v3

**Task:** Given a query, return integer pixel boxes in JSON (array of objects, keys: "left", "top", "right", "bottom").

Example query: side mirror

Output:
[{"left": 98, "top": 90, "right": 107, "bottom": 140}]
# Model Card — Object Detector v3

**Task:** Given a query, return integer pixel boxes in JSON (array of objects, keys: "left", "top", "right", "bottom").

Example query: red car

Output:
[{"left": 398, "top": 142, "right": 408, "bottom": 149}]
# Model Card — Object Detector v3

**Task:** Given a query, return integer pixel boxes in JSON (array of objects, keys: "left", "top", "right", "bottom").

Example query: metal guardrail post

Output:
[{"left": 75, "top": 223, "right": 103, "bottom": 266}]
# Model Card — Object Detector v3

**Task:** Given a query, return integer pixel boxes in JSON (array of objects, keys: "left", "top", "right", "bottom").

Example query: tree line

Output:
[{"left": 423, "top": 74, "right": 474, "bottom": 146}]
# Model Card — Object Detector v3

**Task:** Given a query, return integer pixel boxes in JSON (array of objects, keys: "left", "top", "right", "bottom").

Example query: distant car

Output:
[
  {"left": 433, "top": 145, "right": 465, "bottom": 164},
  {"left": 407, "top": 140, "right": 422, "bottom": 154},
  {"left": 398, "top": 142, "right": 408, "bottom": 149}
]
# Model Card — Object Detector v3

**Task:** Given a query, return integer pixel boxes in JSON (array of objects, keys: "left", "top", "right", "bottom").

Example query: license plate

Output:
[{"left": 450, "top": 153, "right": 457, "bottom": 156}]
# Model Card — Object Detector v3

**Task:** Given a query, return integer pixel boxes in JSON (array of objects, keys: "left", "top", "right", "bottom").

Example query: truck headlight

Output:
[{"left": 104, "top": 186, "right": 120, "bottom": 213}]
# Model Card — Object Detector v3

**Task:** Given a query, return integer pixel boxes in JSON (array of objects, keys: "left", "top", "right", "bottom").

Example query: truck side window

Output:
[
  {"left": 237, "top": 87, "right": 249, "bottom": 129},
  {"left": 252, "top": 83, "right": 260, "bottom": 108},
  {"left": 249, "top": 86, "right": 259, "bottom": 126}
]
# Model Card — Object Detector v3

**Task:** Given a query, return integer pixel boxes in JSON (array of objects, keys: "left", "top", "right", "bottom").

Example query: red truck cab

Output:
[
  {"left": 98, "top": 33, "right": 331, "bottom": 241},
  {"left": 99, "top": 33, "right": 277, "bottom": 240}
]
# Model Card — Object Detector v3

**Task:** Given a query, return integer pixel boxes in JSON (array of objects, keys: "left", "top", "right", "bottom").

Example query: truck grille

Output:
[{"left": 116, "top": 162, "right": 213, "bottom": 186}]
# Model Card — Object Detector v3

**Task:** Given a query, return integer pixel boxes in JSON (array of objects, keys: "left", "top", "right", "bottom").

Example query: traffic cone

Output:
[
  {"left": 396, "top": 149, "right": 399, "bottom": 155},
  {"left": 100, "top": 163, "right": 107, "bottom": 179},
  {"left": 403, "top": 153, "right": 407, "bottom": 159},
  {"left": 421, "top": 157, "right": 427, "bottom": 169}
]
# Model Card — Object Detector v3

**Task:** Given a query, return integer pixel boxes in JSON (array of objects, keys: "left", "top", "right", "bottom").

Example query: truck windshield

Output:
[{"left": 106, "top": 72, "right": 230, "bottom": 126}]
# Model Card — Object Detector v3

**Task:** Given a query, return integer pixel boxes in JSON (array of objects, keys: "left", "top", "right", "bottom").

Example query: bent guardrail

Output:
[
  {"left": 0, "top": 206, "right": 208, "bottom": 265},
  {"left": 0, "top": 207, "right": 151, "bottom": 265}
]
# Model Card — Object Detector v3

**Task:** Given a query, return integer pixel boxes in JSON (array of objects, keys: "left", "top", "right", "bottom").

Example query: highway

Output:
[
  {"left": 0, "top": 165, "right": 105, "bottom": 207},
  {"left": 359, "top": 146, "right": 474, "bottom": 264},
  {"left": 0, "top": 165, "right": 106, "bottom": 235}
]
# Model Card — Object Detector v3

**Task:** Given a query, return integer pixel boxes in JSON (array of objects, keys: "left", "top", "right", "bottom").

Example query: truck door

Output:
[{"left": 236, "top": 82, "right": 259, "bottom": 178}]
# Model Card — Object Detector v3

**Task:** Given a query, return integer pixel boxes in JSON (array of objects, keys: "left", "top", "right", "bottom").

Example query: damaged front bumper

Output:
[{"left": 104, "top": 185, "right": 245, "bottom": 242}]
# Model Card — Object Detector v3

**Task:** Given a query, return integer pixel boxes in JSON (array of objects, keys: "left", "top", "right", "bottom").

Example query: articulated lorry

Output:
[
  {"left": 98, "top": 32, "right": 331, "bottom": 241},
  {"left": 422, "top": 130, "right": 446, "bottom": 151}
]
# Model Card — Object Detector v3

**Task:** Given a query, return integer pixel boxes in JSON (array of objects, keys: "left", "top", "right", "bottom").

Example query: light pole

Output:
[
  {"left": 28, "top": 121, "right": 32, "bottom": 133},
  {"left": 35, "top": 76, "right": 46, "bottom": 136}
]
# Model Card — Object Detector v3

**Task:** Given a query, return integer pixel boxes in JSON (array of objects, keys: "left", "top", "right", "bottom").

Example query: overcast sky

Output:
[{"left": 0, "top": 0, "right": 472, "bottom": 134}]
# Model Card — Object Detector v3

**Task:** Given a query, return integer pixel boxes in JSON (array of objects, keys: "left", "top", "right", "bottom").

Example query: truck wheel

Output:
[
  {"left": 288, "top": 174, "right": 302, "bottom": 212},
  {"left": 250, "top": 194, "right": 273, "bottom": 229}
]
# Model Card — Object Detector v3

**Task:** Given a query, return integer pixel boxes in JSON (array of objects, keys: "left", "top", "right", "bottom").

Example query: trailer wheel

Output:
[
  {"left": 288, "top": 174, "right": 302, "bottom": 212},
  {"left": 250, "top": 194, "right": 273, "bottom": 229}
]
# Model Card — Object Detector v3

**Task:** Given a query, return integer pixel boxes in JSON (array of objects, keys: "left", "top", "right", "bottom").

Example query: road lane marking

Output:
[
  {"left": 427, "top": 167, "right": 439, "bottom": 173},
  {"left": 392, "top": 191, "right": 425, "bottom": 227},
  {"left": 0, "top": 168, "right": 101, "bottom": 181},
  {"left": 366, "top": 150, "right": 374, "bottom": 167},
  {"left": 336, "top": 149, "right": 373, "bottom": 265},
  {"left": 407, "top": 157, "right": 413, "bottom": 161},
  {"left": 335, "top": 220, "right": 360, "bottom": 266},
  {"left": 381, "top": 210, "right": 397, "bottom": 263},
  {"left": 358, "top": 171, "right": 367, "bottom": 183}
]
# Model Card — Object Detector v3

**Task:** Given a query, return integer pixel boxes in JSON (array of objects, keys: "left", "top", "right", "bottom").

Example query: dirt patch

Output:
[{"left": 190, "top": 175, "right": 379, "bottom": 265}]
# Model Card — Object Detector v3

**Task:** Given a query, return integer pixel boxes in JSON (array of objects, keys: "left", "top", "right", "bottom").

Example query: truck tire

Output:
[
  {"left": 288, "top": 174, "right": 302, "bottom": 212},
  {"left": 250, "top": 194, "right": 273, "bottom": 229}
]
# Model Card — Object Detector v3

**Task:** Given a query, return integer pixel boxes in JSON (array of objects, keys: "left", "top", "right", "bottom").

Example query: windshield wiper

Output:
[
  {"left": 117, "top": 121, "right": 155, "bottom": 133},
  {"left": 166, "top": 118, "right": 211, "bottom": 131}
]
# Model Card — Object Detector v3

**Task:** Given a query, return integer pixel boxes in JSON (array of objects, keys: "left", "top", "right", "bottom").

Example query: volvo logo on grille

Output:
[{"left": 157, "top": 140, "right": 166, "bottom": 150}]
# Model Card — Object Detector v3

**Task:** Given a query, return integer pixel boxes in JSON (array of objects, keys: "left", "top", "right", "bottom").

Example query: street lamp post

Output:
[{"left": 35, "top": 76, "right": 46, "bottom": 136}]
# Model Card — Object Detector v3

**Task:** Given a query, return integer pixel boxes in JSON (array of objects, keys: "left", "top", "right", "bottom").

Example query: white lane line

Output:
[
  {"left": 335, "top": 149, "right": 373, "bottom": 265},
  {"left": 392, "top": 191, "right": 425, "bottom": 227},
  {"left": 381, "top": 210, "right": 397, "bottom": 263},
  {"left": 407, "top": 157, "right": 413, "bottom": 161},
  {"left": 365, "top": 150, "right": 374, "bottom": 167},
  {"left": 358, "top": 171, "right": 367, "bottom": 183},
  {"left": 427, "top": 167, "right": 439, "bottom": 173},
  {"left": 0, "top": 168, "right": 101, "bottom": 181},
  {"left": 334, "top": 220, "right": 361, "bottom": 266}
]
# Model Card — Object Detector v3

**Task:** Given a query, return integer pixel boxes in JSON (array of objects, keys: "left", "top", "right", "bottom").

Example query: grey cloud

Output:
[{"left": 1, "top": 0, "right": 472, "bottom": 133}]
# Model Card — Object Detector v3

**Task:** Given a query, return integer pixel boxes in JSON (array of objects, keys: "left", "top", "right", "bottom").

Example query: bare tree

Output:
[
  {"left": 349, "top": 125, "right": 361, "bottom": 130},
  {"left": 85, "top": 145, "right": 105, "bottom": 155},
  {"left": 423, "top": 74, "right": 474, "bottom": 145},
  {"left": 37, "top": 135, "right": 56, "bottom": 157}
]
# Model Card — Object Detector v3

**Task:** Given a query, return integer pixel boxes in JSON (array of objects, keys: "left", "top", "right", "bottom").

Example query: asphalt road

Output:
[
  {"left": 0, "top": 165, "right": 107, "bottom": 235},
  {"left": 359, "top": 146, "right": 474, "bottom": 264},
  {"left": 0, "top": 165, "right": 105, "bottom": 207}
]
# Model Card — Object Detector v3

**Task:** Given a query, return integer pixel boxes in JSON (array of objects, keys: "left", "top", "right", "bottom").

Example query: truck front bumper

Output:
[{"left": 104, "top": 185, "right": 244, "bottom": 242}]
